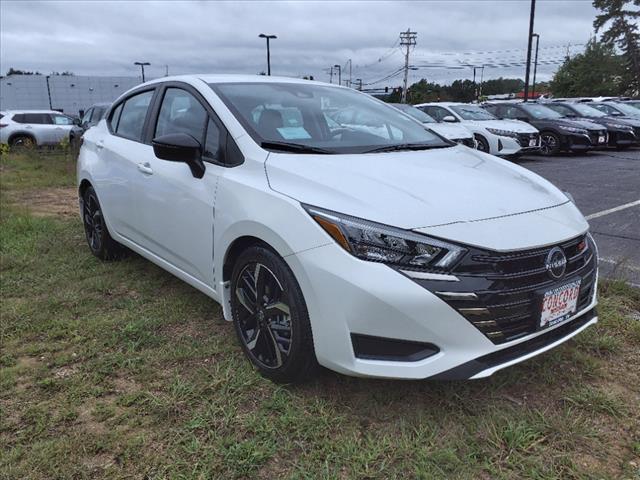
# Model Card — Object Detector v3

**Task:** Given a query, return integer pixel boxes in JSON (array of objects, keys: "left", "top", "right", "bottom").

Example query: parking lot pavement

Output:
[{"left": 517, "top": 149, "right": 640, "bottom": 286}]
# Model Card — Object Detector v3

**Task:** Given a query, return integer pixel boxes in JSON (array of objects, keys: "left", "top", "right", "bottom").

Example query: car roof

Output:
[
  {"left": 4, "top": 109, "right": 63, "bottom": 114},
  {"left": 141, "top": 74, "right": 339, "bottom": 88}
]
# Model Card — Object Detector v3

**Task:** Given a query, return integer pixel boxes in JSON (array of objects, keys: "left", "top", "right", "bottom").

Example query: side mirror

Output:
[
  {"left": 442, "top": 115, "right": 457, "bottom": 123},
  {"left": 152, "top": 133, "right": 205, "bottom": 179}
]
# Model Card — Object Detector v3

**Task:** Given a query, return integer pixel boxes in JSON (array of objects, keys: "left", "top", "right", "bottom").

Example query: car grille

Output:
[
  {"left": 588, "top": 130, "right": 607, "bottom": 145},
  {"left": 412, "top": 235, "right": 597, "bottom": 345},
  {"left": 516, "top": 132, "right": 539, "bottom": 148}
]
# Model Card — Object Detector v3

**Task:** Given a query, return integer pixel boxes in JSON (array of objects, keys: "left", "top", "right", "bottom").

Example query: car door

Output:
[
  {"left": 132, "top": 85, "right": 226, "bottom": 287},
  {"left": 95, "top": 89, "right": 156, "bottom": 242},
  {"left": 50, "top": 113, "right": 76, "bottom": 142}
]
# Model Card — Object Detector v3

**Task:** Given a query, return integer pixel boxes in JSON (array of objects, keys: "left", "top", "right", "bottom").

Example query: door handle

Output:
[
  {"left": 96, "top": 140, "right": 104, "bottom": 150},
  {"left": 137, "top": 162, "right": 154, "bottom": 175}
]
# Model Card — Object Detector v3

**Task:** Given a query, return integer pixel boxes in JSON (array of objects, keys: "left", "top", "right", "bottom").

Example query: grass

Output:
[{"left": 1, "top": 151, "right": 639, "bottom": 479}]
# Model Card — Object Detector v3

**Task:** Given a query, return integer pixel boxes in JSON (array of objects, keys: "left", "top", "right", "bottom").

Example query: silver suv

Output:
[{"left": 0, "top": 110, "right": 83, "bottom": 148}]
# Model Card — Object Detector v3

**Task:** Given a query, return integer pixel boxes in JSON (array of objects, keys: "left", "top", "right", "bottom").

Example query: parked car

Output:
[
  {"left": 587, "top": 101, "right": 640, "bottom": 120},
  {"left": 80, "top": 103, "right": 111, "bottom": 132},
  {"left": 0, "top": 110, "right": 82, "bottom": 148},
  {"left": 415, "top": 102, "right": 540, "bottom": 157},
  {"left": 78, "top": 75, "right": 598, "bottom": 383},
  {"left": 482, "top": 102, "right": 608, "bottom": 155},
  {"left": 544, "top": 102, "right": 639, "bottom": 149},
  {"left": 389, "top": 103, "right": 476, "bottom": 148}
]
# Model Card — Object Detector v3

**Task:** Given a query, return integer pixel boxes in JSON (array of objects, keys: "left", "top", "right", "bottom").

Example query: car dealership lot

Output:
[{"left": 518, "top": 148, "right": 640, "bottom": 286}]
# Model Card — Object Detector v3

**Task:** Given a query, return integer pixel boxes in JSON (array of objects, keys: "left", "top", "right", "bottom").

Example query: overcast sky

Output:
[{"left": 0, "top": 0, "right": 598, "bottom": 87}]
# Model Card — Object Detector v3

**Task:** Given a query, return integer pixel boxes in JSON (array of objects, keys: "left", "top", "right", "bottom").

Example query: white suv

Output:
[
  {"left": 0, "top": 110, "right": 82, "bottom": 147},
  {"left": 78, "top": 75, "right": 597, "bottom": 383},
  {"left": 416, "top": 102, "right": 541, "bottom": 157}
]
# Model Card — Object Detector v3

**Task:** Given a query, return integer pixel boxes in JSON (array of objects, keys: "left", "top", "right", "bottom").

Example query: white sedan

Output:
[{"left": 415, "top": 102, "right": 541, "bottom": 157}]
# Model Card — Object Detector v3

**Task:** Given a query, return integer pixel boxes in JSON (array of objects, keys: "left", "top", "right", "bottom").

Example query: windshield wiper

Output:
[
  {"left": 261, "top": 141, "right": 334, "bottom": 154},
  {"left": 364, "top": 143, "right": 449, "bottom": 153}
]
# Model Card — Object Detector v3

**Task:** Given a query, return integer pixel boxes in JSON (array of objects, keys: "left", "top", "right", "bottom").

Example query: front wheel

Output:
[
  {"left": 540, "top": 132, "right": 560, "bottom": 156},
  {"left": 230, "top": 246, "right": 318, "bottom": 383},
  {"left": 474, "top": 134, "right": 490, "bottom": 153}
]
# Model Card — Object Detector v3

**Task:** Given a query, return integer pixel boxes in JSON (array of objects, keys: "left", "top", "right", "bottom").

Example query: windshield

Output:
[
  {"left": 569, "top": 103, "right": 606, "bottom": 117},
  {"left": 519, "top": 104, "right": 563, "bottom": 119},
  {"left": 450, "top": 105, "right": 496, "bottom": 121},
  {"left": 210, "top": 82, "right": 448, "bottom": 154},
  {"left": 608, "top": 102, "right": 640, "bottom": 117},
  {"left": 390, "top": 103, "right": 436, "bottom": 123}
]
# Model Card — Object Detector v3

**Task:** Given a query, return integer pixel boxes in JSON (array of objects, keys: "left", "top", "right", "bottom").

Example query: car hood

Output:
[
  {"left": 547, "top": 118, "right": 605, "bottom": 131},
  {"left": 266, "top": 145, "right": 570, "bottom": 230},
  {"left": 462, "top": 119, "right": 538, "bottom": 133},
  {"left": 424, "top": 123, "right": 472, "bottom": 140}
]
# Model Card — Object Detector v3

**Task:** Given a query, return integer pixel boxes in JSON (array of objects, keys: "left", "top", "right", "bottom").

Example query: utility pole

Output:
[
  {"left": 531, "top": 33, "right": 540, "bottom": 99},
  {"left": 355, "top": 78, "right": 363, "bottom": 91},
  {"left": 346, "top": 59, "right": 352, "bottom": 88},
  {"left": 334, "top": 64, "right": 342, "bottom": 86},
  {"left": 523, "top": 0, "right": 536, "bottom": 102},
  {"left": 329, "top": 66, "right": 334, "bottom": 83},
  {"left": 399, "top": 28, "right": 417, "bottom": 103},
  {"left": 164, "top": 65, "right": 169, "bottom": 77},
  {"left": 134, "top": 61, "right": 150, "bottom": 83},
  {"left": 472, "top": 65, "right": 485, "bottom": 102}
]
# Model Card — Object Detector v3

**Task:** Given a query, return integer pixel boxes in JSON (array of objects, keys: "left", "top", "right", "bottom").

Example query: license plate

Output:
[
  {"left": 598, "top": 135, "right": 605, "bottom": 144},
  {"left": 529, "top": 139, "right": 537, "bottom": 147},
  {"left": 540, "top": 279, "right": 581, "bottom": 328}
]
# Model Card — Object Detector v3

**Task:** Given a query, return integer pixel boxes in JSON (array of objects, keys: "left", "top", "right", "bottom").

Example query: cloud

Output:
[{"left": 0, "top": 0, "right": 597, "bottom": 85}]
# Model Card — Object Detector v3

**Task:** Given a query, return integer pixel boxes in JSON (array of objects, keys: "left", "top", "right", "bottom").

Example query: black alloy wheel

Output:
[
  {"left": 540, "top": 132, "right": 560, "bottom": 156},
  {"left": 81, "top": 186, "right": 128, "bottom": 260},
  {"left": 230, "top": 246, "right": 318, "bottom": 383},
  {"left": 475, "top": 135, "right": 490, "bottom": 153}
]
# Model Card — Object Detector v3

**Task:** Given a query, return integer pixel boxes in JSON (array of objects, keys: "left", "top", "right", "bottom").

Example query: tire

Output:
[
  {"left": 230, "top": 245, "right": 318, "bottom": 383},
  {"left": 540, "top": 132, "right": 560, "bottom": 156},
  {"left": 10, "top": 135, "right": 36, "bottom": 150},
  {"left": 81, "top": 186, "right": 128, "bottom": 261},
  {"left": 474, "top": 134, "right": 490, "bottom": 153}
]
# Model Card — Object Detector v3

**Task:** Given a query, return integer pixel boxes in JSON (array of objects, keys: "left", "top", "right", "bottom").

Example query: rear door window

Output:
[{"left": 115, "top": 90, "right": 154, "bottom": 141}]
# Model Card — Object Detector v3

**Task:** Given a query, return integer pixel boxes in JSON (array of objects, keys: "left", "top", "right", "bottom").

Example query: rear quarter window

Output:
[{"left": 114, "top": 90, "right": 154, "bottom": 142}]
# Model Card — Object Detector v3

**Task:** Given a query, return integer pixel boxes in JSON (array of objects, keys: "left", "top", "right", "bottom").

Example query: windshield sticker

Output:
[{"left": 277, "top": 126, "right": 312, "bottom": 140}]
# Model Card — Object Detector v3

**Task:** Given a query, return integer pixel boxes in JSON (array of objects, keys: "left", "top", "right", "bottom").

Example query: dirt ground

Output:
[{"left": 8, "top": 187, "right": 78, "bottom": 218}]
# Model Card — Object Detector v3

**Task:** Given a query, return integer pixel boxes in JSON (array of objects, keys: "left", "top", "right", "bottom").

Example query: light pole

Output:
[
  {"left": 334, "top": 64, "right": 341, "bottom": 86},
  {"left": 134, "top": 62, "right": 150, "bottom": 83},
  {"left": 259, "top": 33, "right": 277, "bottom": 75},
  {"left": 523, "top": 0, "right": 536, "bottom": 102},
  {"left": 531, "top": 33, "right": 540, "bottom": 99}
]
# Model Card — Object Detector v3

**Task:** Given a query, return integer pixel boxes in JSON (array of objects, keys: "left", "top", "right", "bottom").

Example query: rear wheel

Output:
[
  {"left": 10, "top": 135, "right": 36, "bottom": 150},
  {"left": 230, "top": 246, "right": 318, "bottom": 383},
  {"left": 540, "top": 132, "right": 560, "bottom": 155},
  {"left": 81, "top": 186, "right": 128, "bottom": 260}
]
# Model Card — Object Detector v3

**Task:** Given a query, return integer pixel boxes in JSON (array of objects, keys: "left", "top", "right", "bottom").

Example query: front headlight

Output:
[
  {"left": 486, "top": 128, "right": 519, "bottom": 138},
  {"left": 559, "top": 126, "right": 588, "bottom": 134},
  {"left": 304, "top": 205, "right": 467, "bottom": 272}
]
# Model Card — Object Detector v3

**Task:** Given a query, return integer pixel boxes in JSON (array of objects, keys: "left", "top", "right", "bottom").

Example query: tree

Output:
[
  {"left": 6, "top": 67, "right": 42, "bottom": 75},
  {"left": 593, "top": 0, "right": 640, "bottom": 95},
  {"left": 550, "top": 39, "right": 626, "bottom": 96}
]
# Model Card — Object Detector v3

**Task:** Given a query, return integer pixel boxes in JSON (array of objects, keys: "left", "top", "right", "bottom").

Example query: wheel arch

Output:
[
  {"left": 8, "top": 131, "right": 37, "bottom": 145},
  {"left": 222, "top": 235, "right": 279, "bottom": 283}
]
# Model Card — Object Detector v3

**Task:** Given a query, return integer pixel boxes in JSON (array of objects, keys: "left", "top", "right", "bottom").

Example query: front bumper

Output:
[{"left": 288, "top": 234, "right": 598, "bottom": 380}]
